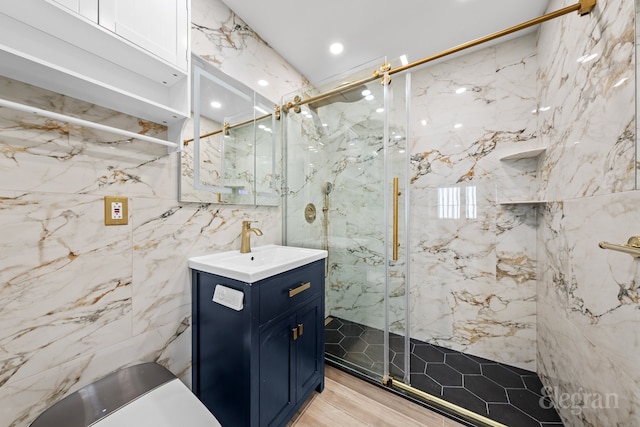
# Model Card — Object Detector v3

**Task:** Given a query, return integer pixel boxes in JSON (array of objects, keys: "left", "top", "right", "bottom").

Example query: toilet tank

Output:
[{"left": 30, "top": 362, "right": 221, "bottom": 427}]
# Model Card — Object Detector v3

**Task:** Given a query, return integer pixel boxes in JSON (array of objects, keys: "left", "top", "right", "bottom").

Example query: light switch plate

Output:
[{"left": 104, "top": 196, "right": 128, "bottom": 225}]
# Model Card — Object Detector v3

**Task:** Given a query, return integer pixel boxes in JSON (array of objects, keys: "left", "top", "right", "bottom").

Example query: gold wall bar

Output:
[
  {"left": 386, "top": 378, "right": 508, "bottom": 427},
  {"left": 184, "top": 112, "right": 273, "bottom": 144},
  {"left": 393, "top": 177, "right": 399, "bottom": 261},
  {"left": 281, "top": 1, "right": 594, "bottom": 112},
  {"left": 599, "top": 236, "right": 640, "bottom": 258}
]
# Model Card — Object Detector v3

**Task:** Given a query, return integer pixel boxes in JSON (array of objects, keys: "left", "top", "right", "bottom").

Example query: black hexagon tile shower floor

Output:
[{"left": 325, "top": 317, "right": 564, "bottom": 427}]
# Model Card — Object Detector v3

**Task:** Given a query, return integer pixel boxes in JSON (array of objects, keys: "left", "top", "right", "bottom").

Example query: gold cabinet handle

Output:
[
  {"left": 289, "top": 282, "right": 311, "bottom": 298},
  {"left": 292, "top": 327, "right": 298, "bottom": 341},
  {"left": 297, "top": 323, "right": 304, "bottom": 337}
]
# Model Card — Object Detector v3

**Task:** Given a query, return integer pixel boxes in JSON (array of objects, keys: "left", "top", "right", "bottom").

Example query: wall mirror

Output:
[{"left": 179, "top": 55, "right": 280, "bottom": 206}]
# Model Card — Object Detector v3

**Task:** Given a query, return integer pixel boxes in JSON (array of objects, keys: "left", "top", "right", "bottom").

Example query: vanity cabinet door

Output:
[
  {"left": 99, "top": 0, "right": 189, "bottom": 70},
  {"left": 259, "top": 313, "right": 296, "bottom": 427},
  {"left": 295, "top": 298, "right": 323, "bottom": 398}
]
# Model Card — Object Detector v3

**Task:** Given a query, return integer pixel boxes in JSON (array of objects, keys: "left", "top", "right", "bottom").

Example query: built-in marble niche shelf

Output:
[
  {"left": 499, "top": 147, "right": 546, "bottom": 161},
  {"left": 497, "top": 147, "right": 546, "bottom": 205}
]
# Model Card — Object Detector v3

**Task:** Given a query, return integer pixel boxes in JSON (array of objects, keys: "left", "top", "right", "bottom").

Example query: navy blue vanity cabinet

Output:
[{"left": 192, "top": 259, "right": 325, "bottom": 427}]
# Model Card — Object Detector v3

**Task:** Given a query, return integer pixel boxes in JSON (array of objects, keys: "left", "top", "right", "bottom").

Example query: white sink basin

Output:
[{"left": 188, "top": 244, "right": 328, "bottom": 283}]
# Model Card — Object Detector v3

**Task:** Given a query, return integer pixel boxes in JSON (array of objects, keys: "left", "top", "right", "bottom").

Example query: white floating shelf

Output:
[{"left": 500, "top": 148, "right": 546, "bottom": 161}]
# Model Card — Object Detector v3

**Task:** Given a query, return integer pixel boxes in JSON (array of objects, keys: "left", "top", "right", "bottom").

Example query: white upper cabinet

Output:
[
  {"left": 50, "top": 0, "right": 98, "bottom": 22},
  {"left": 0, "top": 0, "right": 190, "bottom": 137},
  {"left": 99, "top": 0, "right": 188, "bottom": 71}
]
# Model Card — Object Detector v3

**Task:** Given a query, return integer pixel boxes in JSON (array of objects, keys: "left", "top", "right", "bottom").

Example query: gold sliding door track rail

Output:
[
  {"left": 282, "top": 0, "right": 596, "bottom": 113},
  {"left": 184, "top": 111, "right": 276, "bottom": 145}
]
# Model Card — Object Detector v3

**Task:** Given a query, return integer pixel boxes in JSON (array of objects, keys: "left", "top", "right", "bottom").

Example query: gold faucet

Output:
[{"left": 240, "top": 221, "right": 263, "bottom": 253}]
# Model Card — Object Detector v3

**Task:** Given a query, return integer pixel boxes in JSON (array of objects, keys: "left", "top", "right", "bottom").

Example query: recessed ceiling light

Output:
[
  {"left": 258, "top": 79, "right": 269, "bottom": 87},
  {"left": 329, "top": 42, "right": 344, "bottom": 55},
  {"left": 361, "top": 89, "right": 372, "bottom": 96},
  {"left": 400, "top": 55, "right": 409, "bottom": 66},
  {"left": 454, "top": 123, "right": 463, "bottom": 129},
  {"left": 376, "top": 108, "right": 384, "bottom": 113},
  {"left": 210, "top": 101, "right": 221, "bottom": 108},
  {"left": 455, "top": 87, "right": 467, "bottom": 94},
  {"left": 365, "top": 95, "right": 374, "bottom": 101}
]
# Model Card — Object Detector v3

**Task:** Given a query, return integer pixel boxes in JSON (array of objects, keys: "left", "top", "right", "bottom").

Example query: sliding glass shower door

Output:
[{"left": 282, "top": 59, "right": 409, "bottom": 384}]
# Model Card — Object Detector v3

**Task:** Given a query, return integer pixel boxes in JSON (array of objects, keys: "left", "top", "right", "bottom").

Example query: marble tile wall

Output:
[
  {"left": 409, "top": 34, "right": 539, "bottom": 371},
  {"left": 637, "top": 0, "right": 640, "bottom": 189},
  {"left": 537, "top": 0, "right": 636, "bottom": 202},
  {"left": 0, "top": 0, "right": 306, "bottom": 425},
  {"left": 536, "top": 0, "right": 639, "bottom": 425}
]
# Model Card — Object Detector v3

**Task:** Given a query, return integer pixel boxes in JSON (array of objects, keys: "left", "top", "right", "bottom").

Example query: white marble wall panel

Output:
[
  {"left": 191, "top": 0, "right": 307, "bottom": 104},
  {"left": 537, "top": 193, "right": 640, "bottom": 426},
  {"left": 535, "top": 0, "right": 638, "bottom": 424},
  {"left": 636, "top": 0, "right": 640, "bottom": 189},
  {"left": 409, "top": 35, "right": 538, "bottom": 370},
  {"left": 537, "top": 0, "right": 636, "bottom": 201},
  {"left": 0, "top": 191, "right": 133, "bottom": 385},
  {"left": 132, "top": 198, "right": 280, "bottom": 337},
  {"left": 411, "top": 36, "right": 539, "bottom": 205}
]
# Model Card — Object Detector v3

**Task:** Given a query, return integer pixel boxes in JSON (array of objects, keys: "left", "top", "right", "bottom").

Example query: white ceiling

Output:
[{"left": 221, "top": 0, "right": 551, "bottom": 84}]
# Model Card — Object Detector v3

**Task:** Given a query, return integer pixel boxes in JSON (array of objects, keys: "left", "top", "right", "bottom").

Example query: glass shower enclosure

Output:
[
  {"left": 281, "top": 29, "right": 565, "bottom": 427},
  {"left": 282, "top": 58, "right": 410, "bottom": 385}
]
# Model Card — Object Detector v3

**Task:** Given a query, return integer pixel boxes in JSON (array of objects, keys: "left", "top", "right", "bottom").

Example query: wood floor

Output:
[{"left": 288, "top": 365, "right": 467, "bottom": 427}]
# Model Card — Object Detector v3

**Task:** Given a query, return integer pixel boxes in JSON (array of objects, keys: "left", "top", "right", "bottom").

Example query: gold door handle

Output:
[
  {"left": 289, "top": 282, "right": 311, "bottom": 297},
  {"left": 393, "top": 177, "right": 401, "bottom": 261}
]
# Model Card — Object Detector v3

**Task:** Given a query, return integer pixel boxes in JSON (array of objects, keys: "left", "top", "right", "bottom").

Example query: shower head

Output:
[{"left": 322, "top": 182, "right": 333, "bottom": 195}]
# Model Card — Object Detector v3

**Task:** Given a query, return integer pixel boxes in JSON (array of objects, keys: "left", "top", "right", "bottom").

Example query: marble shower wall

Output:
[
  {"left": 0, "top": 0, "right": 306, "bottom": 425},
  {"left": 537, "top": 0, "right": 636, "bottom": 201},
  {"left": 409, "top": 34, "right": 539, "bottom": 371},
  {"left": 536, "top": 0, "right": 639, "bottom": 425}
]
